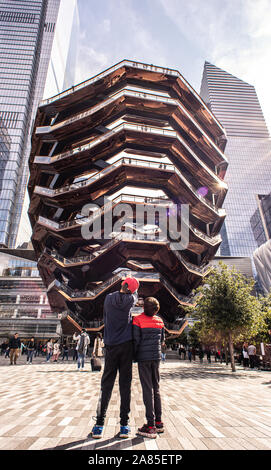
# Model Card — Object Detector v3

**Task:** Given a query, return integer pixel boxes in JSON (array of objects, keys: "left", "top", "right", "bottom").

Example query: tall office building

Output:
[
  {"left": 0, "top": 0, "right": 78, "bottom": 249},
  {"left": 200, "top": 62, "right": 271, "bottom": 257}
]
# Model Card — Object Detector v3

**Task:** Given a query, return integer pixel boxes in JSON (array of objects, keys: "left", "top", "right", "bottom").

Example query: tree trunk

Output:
[{"left": 228, "top": 332, "right": 236, "bottom": 372}]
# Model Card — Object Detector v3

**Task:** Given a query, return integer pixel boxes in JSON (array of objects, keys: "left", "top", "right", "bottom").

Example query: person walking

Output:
[
  {"left": 198, "top": 347, "right": 204, "bottom": 364},
  {"left": 133, "top": 297, "right": 165, "bottom": 439},
  {"left": 206, "top": 348, "right": 211, "bottom": 364},
  {"left": 248, "top": 343, "right": 257, "bottom": 369},
  {"left": 242, "top": 342, "right": 249, "bottom": 368},
  {"left": 46, "top": 339, "right": 53, "bottom": 362},
  {"left": 161, "top": 342, "right": 167, "bottom": 362},
  {"left": 188, "top": 347, "right": 192, "bottom": 362},
  {"left": 52, "top": 342, "right": 60, "bottom": 362},
  {"left": 92, "top": 333, "right": 104, "bottom": 359},
  {"left": 91, "top": 277, "right": 139, "bottom": 440},
  {"left": 9, "top": 333, "right": 21, "bottom": 365},
  {"left": 26, "top": 337, "right": 36, "bottom": 364},
  {"left": 73, "top": 329, "right": 90, "bottom": 371},
  {"left": 72, "top": 345, "right": 78, "bottom": 362},
  {"left": 62, "top": 343, "right": 69, "bottom": 361}
]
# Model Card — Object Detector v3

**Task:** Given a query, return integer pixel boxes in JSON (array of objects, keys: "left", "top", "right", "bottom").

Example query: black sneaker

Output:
[
  {"left": 155, "top": 421, "right": 164, "bottom": 433},
  {"left": 137, "top": 424, "right": 157, "bottom": 439}
]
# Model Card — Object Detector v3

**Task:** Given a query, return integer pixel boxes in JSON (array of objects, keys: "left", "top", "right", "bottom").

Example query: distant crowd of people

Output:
[{"left": 0, "top": 333, "right": 104, "bottom": 366}]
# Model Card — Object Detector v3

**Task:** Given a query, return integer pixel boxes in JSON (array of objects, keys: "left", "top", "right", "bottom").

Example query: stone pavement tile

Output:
[
  {"left": 193, "top": 425, "right": 216, "bottom": 438},
  {"left": 13, "top": 437, "right": 39, "bottom": 450},
  {"left": 155, "top": 437, "right": 171, "bottom": 450},
  {"left": 204, "top": 425, "right": 225, "bottom": 438},
  {"left": 1, "top": 425, "right": 25, "bottom": 437},
  {"left": 176, "top": 437, "right": 195, "bottom": 450},
  {"left": 190, "top": 438, "right": 209, "bottom": 450},
  {"left": 144, "top": 439, "right": 159, "bottom": 451},
  {"left": 200, "top": 438, "right": 226, "bottom": 450},
  {"left": 254, "top": 438, "right": 271, "bottom": 450}
]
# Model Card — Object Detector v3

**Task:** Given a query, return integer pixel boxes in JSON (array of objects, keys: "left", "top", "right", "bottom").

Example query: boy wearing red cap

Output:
[{"left": 91, "top": 277, "right": 139, "bottom": 439}]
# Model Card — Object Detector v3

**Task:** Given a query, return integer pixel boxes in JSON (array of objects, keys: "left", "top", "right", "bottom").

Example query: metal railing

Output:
[
  {"left": 48, "top": 269, "right": 196, "bottom": 305},
  {"left": 34, "top": 122, "right": 227, "bottom": 193},
  {"left": 34, "top": 151, "right": 226, "bottom": 217},
  {"left": 39, "top": 59, "right": 225, "bottom": 135},
  {"left": 37, "top": 87, "right": 227, "bottom": 165},
  {"left": 41, "top": 231, "right": 212, "bottom": 276}
]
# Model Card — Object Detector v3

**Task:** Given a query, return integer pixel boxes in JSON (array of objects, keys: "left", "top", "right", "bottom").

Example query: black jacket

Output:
[
  {"left": 133, "top": 313, "right": 165, "bottom": 362},
  {"left": 9, "top": 337, "right": 21, "bottom": 349},
  {"left": 103, "top": 291, "right": 137, "bottom": 346},
  {"left": 26, "top": 341, "right": 36, "bottom": 350}
]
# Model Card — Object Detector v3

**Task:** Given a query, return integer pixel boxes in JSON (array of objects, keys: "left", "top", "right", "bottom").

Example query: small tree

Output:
[{"left": 193, "top": 262, "right": 263, "bottom": 372}]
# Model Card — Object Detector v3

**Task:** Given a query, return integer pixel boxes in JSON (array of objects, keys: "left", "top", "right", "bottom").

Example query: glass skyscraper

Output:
[
  {"left": 200, "top": 62, "right": 271, "bottom": 257},
  {"left": 0, "top": 0, "right": 78, "bottom": 248}
]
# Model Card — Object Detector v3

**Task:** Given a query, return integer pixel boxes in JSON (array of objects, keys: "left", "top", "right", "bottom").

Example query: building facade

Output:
[
  {"left": 200, "top": 62, "right": 271, "bottom": 258},
  {"left": 0, "top": 248, "right": 61, "bottom": 339},
  {"left": 251, "top": 193, "right": 271, "bottom": 247},
  {"left": 28, "top": 60, "right": 228, "bottom": 332},
  {"left": 0, "top": 0, "right": 78, "bottom": 249}
]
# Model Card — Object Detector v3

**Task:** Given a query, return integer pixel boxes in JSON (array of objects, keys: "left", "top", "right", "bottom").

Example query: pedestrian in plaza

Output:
[
  {"left": 73, "top": 329, "right": 90, "bottom": 371},
  {"left": 91, "top": 277, "right": 139, "bottom": 439},
  {"left": 5, "top": 344, "right": 10, "bottom": 358},
  {"left": 92, "top": 333, "right": 104, "bottom": 359},
  {"left": 62, "top": 343, "right": 69, "bottom": 361},
  {"left": 191, "top": 347, "right": 196, "bottom": 361},
  {"left": 247, "top": 343, "right": 257, "bottom": 369},
  {"left": 242, "top": 342, "right": 249, "bottom": 368},
  {"left": 9, "top": 333, "right": 21, "bottom": 365},
  {"left": 133, "top": 297, "right": 165, "bottom": 439},
  {"left": 1, "top": 342, "right": 8, "bottom": 356},
  {"left": 206, "top": 348, "right": 211, "bottom": 364},
  {"left": 72, "top": 345, "right": 78, "bottom": 361},
  {"left": 215, "top": 349, "right": 220, "bottom": 362},
  {"left": 46, "top": 338, "right": 53, "bottom": 362},
  {"left": 161, "top": 342, "right": 167, "bottom": 362},
  {"left": 188, "top": 347, "right": 192, "bottom": 362},
  {"left": 26, "top": 337, "right": 36, "bottom": 364},
  {"left": 52, "top": 341, "right": 60, "bottom": 362},
  {"left": 198, "top": 347, "right": 204, "bottom": 363}
]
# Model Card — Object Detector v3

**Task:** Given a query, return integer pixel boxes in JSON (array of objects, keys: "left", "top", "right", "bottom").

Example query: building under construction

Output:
[{"left": 28, "top": 60, "right": 228, "bottom": 334}]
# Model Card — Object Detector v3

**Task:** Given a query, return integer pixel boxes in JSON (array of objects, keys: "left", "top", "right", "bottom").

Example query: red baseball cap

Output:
[{"left": 121, "top": 277, "right": 139, "bottom": 294}]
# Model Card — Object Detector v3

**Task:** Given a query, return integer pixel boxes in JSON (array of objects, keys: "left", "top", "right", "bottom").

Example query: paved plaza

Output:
[{"left": 0, "top": 354, "right": 271, "bottom": 451}]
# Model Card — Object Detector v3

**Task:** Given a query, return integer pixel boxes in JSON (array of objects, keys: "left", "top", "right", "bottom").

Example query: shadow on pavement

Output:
[{"left": 45, "top": 434, "right": 144, "bottom": 451}]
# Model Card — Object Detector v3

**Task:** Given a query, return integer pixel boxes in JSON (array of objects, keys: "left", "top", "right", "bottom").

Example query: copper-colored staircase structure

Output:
[{"left": 28, "top": 60, "right": 228, "bottom": 333}]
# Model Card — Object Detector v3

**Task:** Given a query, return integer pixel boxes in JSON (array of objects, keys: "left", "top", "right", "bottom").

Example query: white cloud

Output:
[{"left": 159, "top": 0, "right": 271, "bottom": 132}]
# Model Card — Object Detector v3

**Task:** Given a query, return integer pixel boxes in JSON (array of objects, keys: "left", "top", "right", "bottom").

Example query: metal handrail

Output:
[
  {"left": 39, "top": 59, "right": 225, "bottom": 135},
  {"left": 49, "top": 269, "right": 195, "bottom": 305},
  {"left": 34, "top": 122, "right": 227, "bottom": 192},
  {"left": 36, "top": 87, "right": 227, "bottom": 165},
  {"left": 41, "top": 231, "right": 212, "bottom": 276},
  {"left": 34, "top": 151, "right": 226, "bottom": 216}
]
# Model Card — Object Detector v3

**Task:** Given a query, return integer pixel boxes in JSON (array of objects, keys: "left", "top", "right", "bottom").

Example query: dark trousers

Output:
[
  {"left": 96, "top": 341, "right": 133, "bottom": 426},
  {"left": 249, "top": 355, "right": 255, "bottom": 368},
  {"left": 138, "top": 360, "right": 162, "bottom": 427}
]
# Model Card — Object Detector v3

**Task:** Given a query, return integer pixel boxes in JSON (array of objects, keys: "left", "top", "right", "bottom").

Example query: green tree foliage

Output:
[{"left": 192, "top": 262, "right": 264, "bottom": 372}]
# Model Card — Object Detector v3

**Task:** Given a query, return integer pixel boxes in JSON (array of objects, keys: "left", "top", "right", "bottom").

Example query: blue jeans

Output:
[
  {"left": 27, "top": 350, "right": 34, "bottom": 363},
  {"left": 46, "top": 351, "right": 52, "bottom": 362},
  {"left": 77, "top": 353, "right": 85, "bottom": 369}
]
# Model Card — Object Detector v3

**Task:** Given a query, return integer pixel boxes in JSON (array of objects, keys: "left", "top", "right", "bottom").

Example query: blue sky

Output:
[{"left": 76, "top": 0, "right": 271, "bottom": 132}]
